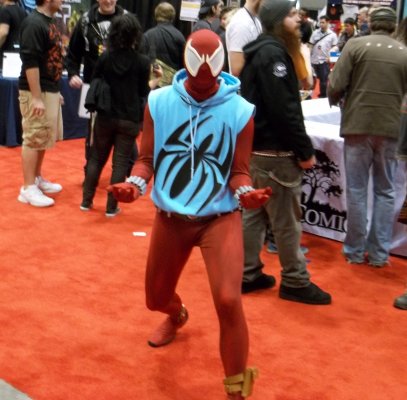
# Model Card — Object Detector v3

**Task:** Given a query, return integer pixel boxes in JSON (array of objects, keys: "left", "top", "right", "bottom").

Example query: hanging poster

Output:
[
  {"left": 56, "top": 0, "right": 92, "bottom": 50},
  {"left": 17, "top": 0, "right": 35, "bottom": 12},
  {"left": 180, "top": 0, "right": 201, "bottom": 22},
  {"left": 342, "top": 0, "right": 394, "bottom": 6}
]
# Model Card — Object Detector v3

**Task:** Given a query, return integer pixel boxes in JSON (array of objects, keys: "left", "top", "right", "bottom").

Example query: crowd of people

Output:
[{"left": 3, "top": 0, "right": 407, "bottom": 398}]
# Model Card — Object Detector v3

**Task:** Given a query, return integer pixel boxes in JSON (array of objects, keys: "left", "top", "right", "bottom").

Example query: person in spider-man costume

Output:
[{"left": 107, "top": 29, "right": 272, "bottom": 399}]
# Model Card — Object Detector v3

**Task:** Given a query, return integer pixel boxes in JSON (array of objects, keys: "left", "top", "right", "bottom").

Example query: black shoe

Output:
[
  {"left": 80, "top": 201, "right": 93, "bottom": 211},
  {"left": 242, "top": 273, "right": 276, "bottom": 294},
  {"left": 279, "top": 282, "right": 331, "bottom": 305},
  {"left": 394, "top": 293, "right": 407, "bottom": 310}
]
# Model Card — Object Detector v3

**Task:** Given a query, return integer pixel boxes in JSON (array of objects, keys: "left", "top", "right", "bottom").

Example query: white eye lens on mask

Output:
[{"left": 184, "top": 39, "right": 224, "bottom": 77}]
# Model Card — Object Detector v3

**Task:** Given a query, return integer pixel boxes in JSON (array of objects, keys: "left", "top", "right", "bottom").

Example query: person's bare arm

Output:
[
  {"left": 0, "top": 23, "right": 10, "bottom": 48},
  {"left": 229, "top": 51, "right": 245, "bottom": 77},
  {"left": 25, "top": 67, "right": 45, "bottom": 117},
  {"left": 298, "top": 155, "right": 316, "bottom": 170},
  {"left": 69, "top": 74, "right": 83, "bottom": 89}
]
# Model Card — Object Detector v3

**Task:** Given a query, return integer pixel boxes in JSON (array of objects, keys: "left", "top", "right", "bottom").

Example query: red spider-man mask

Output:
[{"left": 184, "top": 29, "right": 224, "bottom": 99}]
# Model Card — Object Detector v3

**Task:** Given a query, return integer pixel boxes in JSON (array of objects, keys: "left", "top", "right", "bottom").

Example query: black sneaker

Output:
[
  {"left": 394, "top": 293, "right": 407, "bottom": 310},
  {"left": 105, "top": 208, "right": 121, "bottom": 217},
  {"left": 80, "top": 201, "right": 93, "bottom": 211},
  {"left": 279, "top": 282, "right": 331, "bottom": 305},
  {"left": 242, "top": 273, "right": 276, "bottom": 294}
]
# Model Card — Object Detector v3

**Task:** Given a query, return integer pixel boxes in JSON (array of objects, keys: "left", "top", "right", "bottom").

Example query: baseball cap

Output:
[
  {"left": 370, "top": 7, "right": 397, "bottom": 23},
  {"left": 199, "top": 0, "right": 220, "bottom": 16}
]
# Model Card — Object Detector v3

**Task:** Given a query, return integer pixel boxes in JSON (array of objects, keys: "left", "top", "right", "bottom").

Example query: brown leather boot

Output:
[{"left": 147, "top": 304, "right": 188, "bottom": 347}]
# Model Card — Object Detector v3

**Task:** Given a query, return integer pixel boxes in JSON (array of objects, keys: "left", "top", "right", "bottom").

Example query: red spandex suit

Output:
[{"left": 108, "top": 29, "right": 272, "bottom": 399}]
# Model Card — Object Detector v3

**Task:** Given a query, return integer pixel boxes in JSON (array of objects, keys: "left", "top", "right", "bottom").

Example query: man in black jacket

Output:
[
  {"left": 141, "top": 2, "right": 185, "bottom": 87},
  {"left": 65, "top": 0, "right": 128, "bottom": 174},
  {"left": 239, "top": 0, "right": 331, "bottom": 305},
  {"left": 66, "top": 0, "right": 127, "bottom": 88}
]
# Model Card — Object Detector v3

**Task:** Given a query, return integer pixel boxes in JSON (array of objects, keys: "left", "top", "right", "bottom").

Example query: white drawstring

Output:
[{"left": 188, "top": 105, "right": 201, "bottom": 180}]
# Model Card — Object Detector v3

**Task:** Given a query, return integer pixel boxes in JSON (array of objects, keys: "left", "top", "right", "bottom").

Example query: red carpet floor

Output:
[{"left": 0, "top": 139, "right": 406, "bottom": 400}]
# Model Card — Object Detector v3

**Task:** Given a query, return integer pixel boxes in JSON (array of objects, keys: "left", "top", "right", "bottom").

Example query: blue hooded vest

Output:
[{"left": 148, "top": 69, "right": 254, "bottom": 216}]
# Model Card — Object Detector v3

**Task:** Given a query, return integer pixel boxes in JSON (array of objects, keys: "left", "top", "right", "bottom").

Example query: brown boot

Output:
[
  {"left": 148, "top": 304, "right": 188, "bottom": 347},
  {"left": 224, "top": 367, "right": 258, "bottom": 398}
]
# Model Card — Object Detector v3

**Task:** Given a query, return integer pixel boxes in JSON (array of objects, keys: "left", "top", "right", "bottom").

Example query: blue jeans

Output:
[
  {"left": 243, "top": 155, "right": 310, "bottom": 287},
  {"left": 343, "top": 135, "right": 398, "bottom": 264},
  {"left": 312, "top": 63, "right": 330, "bottom": 98}
]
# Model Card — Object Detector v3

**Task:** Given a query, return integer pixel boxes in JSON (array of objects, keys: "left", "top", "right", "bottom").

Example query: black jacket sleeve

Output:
[
  {"left": 65, "top": 18, "right": 85, "bottom": 78},
  {"left": 19, "top": 18, "right": 46, "bottom": 69}
]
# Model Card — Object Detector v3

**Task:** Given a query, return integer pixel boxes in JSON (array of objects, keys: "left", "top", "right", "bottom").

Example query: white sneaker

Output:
[
  {"left": 35, "top": 176, "right": 62, "bottom": 193},
  {"left": 18, "top": 185, "right": 55, "bottom": 207}
]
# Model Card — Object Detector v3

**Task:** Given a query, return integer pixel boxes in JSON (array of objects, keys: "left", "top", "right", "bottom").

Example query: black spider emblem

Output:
[{"left": 155, "top": 115, "right": 234, "bottom": 213}]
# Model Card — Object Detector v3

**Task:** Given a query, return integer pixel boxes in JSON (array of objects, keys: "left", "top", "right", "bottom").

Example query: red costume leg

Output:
[
  {"left": 145, "top": 212, "right": 195, "bottom": 346},
  {"left": 199, "top": 212, "right": 249, "bottom": 383},
  {"left": 146, "top": 211, "right": 255, "bottom": 396},
  {"left": 145, "top": 211, "right": 195, "bottom": 312}
]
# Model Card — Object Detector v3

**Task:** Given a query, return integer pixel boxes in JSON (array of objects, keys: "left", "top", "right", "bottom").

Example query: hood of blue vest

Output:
[{"left": 172, "top": 69, "right": 241, "bottom": 109}]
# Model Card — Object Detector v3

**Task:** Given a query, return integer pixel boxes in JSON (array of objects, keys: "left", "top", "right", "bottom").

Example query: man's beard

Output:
[
  {"left": 274, "top": 25, "right": 301, "bottom": 60},
  {"left": 253, "top": 0, "right": 262, "bottom": 14}
]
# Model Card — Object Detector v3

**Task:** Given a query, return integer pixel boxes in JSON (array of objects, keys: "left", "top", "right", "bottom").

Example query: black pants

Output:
[
  {"left": 82, "top": 115, "right": 139, "bottom": 213},
  {"left": 312, "top": 62, "right": 330, "bottom": 98},
  {"left": 84, "top": 116, "right": 137, "bottom": 177}
]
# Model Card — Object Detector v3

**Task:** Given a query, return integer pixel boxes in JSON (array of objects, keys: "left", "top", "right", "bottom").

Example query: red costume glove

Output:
[
  {"left": 239, "top": 187, "right": 272, "bottom": 209},
  {"left": 106, "top": 182, "right": 141, "bottom": 203}
]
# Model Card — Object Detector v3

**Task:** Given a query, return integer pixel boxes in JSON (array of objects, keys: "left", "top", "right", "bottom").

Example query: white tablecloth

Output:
[
  {"left": 301, "top": 98, "right": 341, "bottom": 125},
  {"left": 301, "top": 104, "right": 407, "bottom": 257}
]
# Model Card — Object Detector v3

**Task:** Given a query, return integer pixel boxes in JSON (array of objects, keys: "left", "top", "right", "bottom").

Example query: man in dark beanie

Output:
[
  {"left": 328, "top": 7, "right": 407, "bottom": 268},
  {"left": 240, "top": 0, "right": 332, "bottom": 305}
]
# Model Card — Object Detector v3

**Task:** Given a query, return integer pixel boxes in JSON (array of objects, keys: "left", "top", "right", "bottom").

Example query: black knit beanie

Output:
[{"left": 259, "top": 0, "right": 297, "bottom": 31}]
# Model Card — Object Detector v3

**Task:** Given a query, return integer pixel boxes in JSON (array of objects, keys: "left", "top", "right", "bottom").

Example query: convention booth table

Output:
[
  {"left": 301, "top": 99, "right": 407, "bottom": 257},
  {"left": 301, "top": 97, "right": 341, "bottom": 125},
  {"left": 0, "top": 75, "right": 87, "bottom": 147}
]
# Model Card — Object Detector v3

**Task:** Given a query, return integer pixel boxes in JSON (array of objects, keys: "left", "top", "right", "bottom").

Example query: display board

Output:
[
  {"left": 402, "top": 0, "right": 407, "bottom": 18},
  {"left": 57, "top": 0, "right": 92, "bottom": 49},
  {"left": 341, "top": 0, "right": 395, "bottom": 6},
  {"left": 180, "top": 0, "right": 201, "bottom": 22},
  {"left": 300, "top": 0, "right": 326, "bottom": 10}
]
